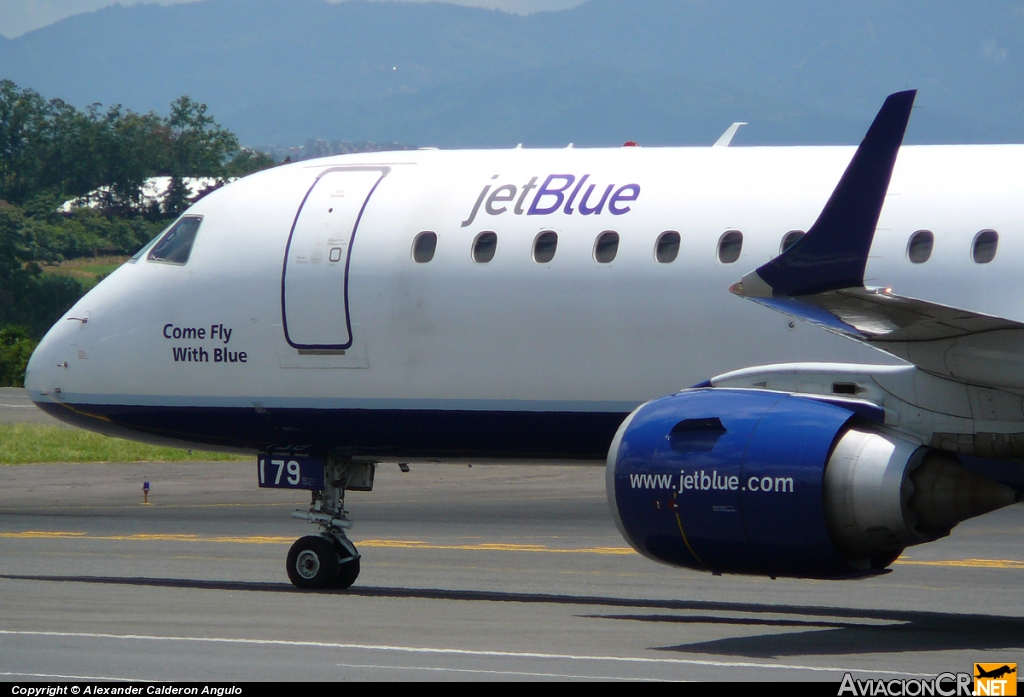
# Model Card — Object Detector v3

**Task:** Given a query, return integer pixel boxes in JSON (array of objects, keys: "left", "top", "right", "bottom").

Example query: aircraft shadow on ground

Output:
[
  {"left": 588, "top": 613, "right": 1024, "bottom": 658},
  {"left": 3, "top": 573, "right": 1022, "bottom": 658}
]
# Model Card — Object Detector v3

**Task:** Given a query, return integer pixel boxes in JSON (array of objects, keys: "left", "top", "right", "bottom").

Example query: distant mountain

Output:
[{"left": 1, "top": 0, "right": 1021, "bottom": 147}]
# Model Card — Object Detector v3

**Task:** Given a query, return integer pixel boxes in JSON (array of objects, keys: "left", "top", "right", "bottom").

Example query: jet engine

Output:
[{"left": 606, "top": 388, "right": 1020, "bottom": 578}]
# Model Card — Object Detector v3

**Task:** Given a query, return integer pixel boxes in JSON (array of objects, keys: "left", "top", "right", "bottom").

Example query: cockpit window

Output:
[
  {"left": 148, "top": 216, "right": 203, "bottom": 265},
  {"left": 129, "top": 224, "right": 172, "bottom": 263}
]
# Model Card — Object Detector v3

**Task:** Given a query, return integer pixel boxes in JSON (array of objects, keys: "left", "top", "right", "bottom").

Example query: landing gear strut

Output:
[{"left": 287, "top": 455, "right": 374, "bottom": 589}]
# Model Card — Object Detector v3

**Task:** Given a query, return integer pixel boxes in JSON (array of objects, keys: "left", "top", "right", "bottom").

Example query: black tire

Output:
[
  {"left": 330, "top": 557, "right": 360, "bottom": 590},
  {"left": 286, "top": 535, "right": 339, "bottom": 589}
]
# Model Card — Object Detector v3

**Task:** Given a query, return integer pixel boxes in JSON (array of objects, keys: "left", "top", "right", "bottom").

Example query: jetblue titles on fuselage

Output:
[{"left": 460, "top": 173, "right": 641, "bottom": 227}]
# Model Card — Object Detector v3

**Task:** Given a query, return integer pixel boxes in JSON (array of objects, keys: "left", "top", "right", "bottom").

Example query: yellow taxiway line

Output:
[
  {"left": 356, "top": 539, "right": 634, "bottom": 555},
  {"left": 892, "top": 558, "right": 1024, "bottom": 570},
  {"left": 0, "top": 531, "right": 632, "bottom": 554},
  {"left": 2, "top": 531, "right": 1023, "bottom": 567}
]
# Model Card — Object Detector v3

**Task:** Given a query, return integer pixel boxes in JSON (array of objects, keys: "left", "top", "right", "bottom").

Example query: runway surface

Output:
[
  {"left": 0, "top": 387, "right": 64, "bottom": 426},
  {"left": 1, "top": 393, "right": 1023, "bottom": 682}
]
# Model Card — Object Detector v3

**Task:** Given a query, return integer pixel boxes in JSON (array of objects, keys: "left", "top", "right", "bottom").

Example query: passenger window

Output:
[
  {"left": 717, "top": 230, "right": 743, "bottom": 264},
  {"left": 655, "top": 231, "right": 680, "bottom": 263},
  {"left": 148, "top": 216, "right": 203, "bottom": 265},
  {"left": 472, "top": 231, "right": 497, "bottom": 263},
  {"left": 972, "top": 230, "right": 998, "bottom": 264},
  {"left": 780, "top": 230, "right": 805, "bottom": 255},
  {"left": 907, "top": 230, "right": 934, "bottom": 264},
  {"left": 412, "top": 231, "right": 437, "bottom": 263},
  {"left": 533, "top": 231, "right": 558, "bottom": 263},
  {"left": 594, "top": 231, "right": 619, "bottom": 263}
]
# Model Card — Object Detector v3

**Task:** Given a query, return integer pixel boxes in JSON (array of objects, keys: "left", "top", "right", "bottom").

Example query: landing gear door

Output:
[{"left": 282, "top": 167, "right": 388, "bottom": 350}]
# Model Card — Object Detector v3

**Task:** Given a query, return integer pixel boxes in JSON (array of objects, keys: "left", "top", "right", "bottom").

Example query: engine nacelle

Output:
[{"left": 607, "top": 388, "right": 1020, "bottom": 578}]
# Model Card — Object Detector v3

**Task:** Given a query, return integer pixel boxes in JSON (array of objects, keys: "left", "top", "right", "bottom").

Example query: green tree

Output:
[
  {"left": 0, "top": 205, "right": 83, "bottom": 336},
  {"left": 101, "top": 107, "right": 169, "bottom": 216},
  {"left": 226, "top": 148, "right": 276, "bottom": 178},
  {"left": 163, "top": 96, "right": 239, "bottom": 216},
  {"left": 0, "top": 81, "right": 49, "bottom": 205},
  {"left": 38, "top": 99, "right": 103, "bottom": 201},
  {"left": 1, "top": 81, "right": 254, "bottom": 216},
  {"left": 0, "top": 84, "right": 264, "bottom": 385},
  {"left": 0, "top": 325, "right": 37, "bottom": 387}
]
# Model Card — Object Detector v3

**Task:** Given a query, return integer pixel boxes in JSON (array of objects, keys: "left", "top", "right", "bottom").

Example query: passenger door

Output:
[{"left": 281, "top": 167, "right": 387, "bottom": 350}]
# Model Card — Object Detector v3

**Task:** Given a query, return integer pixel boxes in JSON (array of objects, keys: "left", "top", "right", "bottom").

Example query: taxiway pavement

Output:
[
  {"left": 0, "top": 392, "right": 1022, "bottom": 681},
  {"left": 0, "top": 387, "right": 64, "bottom": 426}
]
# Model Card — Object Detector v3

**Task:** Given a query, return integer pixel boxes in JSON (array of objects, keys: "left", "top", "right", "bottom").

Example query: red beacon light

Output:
[{"left": 622, "top": 141, "right": 640, "bottom": 147}]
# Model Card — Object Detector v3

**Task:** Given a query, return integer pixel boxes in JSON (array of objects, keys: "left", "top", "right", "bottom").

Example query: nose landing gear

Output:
[
  {"left": 288, "top": 455, "right": 374, "bottom": 589},
  {"left": 287, "top": 535, "right": 339, "bottom": 588}
]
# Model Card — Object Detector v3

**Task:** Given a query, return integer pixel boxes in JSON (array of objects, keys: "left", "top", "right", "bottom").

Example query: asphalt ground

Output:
[
  {"left": 0, "top": 390, "right": 1022, "bottom": 682},
  {"left": 0, "top": 387, "right": 64, "bottom": 426}
]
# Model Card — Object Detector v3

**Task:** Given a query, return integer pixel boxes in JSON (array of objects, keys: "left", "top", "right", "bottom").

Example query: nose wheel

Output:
[
  {"left": 286, "top": 455, "right": 373, "bottom": 590},
  {"left": 331, "top": 545, "right": 361, "bottom": 589},
  {"left": 286, "top": 535, "right": 361, "bottom": 589},
  {"left": 287, "top": 535, "right": 338, "bottom": 588}
]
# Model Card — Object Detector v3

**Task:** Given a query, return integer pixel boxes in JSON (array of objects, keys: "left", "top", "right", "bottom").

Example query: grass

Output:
[
  {"left": 41, "top": 256, "right": 129, "bottom": 290},
  {"left": 0, "top": 424, "right": 249, "bottom": 464}
]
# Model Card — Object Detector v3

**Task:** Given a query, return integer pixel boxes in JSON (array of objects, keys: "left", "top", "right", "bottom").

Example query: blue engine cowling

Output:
[{"left": 608, "top": 388, "right": 892, "bottom": 578}]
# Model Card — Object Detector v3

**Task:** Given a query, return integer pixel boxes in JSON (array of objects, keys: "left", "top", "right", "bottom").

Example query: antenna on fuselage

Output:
[{"left": 713, "top": 122, "right": 748, "bottom": 148}]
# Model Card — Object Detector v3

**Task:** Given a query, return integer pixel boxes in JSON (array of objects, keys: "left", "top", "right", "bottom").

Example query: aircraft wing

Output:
[
  {"left": 744, "top": 288, "right": 1023, "bottom": 344},
  {"left": 730, "top": 89, "right": 1024, "bottom": 389}
]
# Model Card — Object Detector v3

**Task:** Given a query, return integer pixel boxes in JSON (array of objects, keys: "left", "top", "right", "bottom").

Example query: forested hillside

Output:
[{"left": 0, "top": 80, "right": 273, "bottom": 386}]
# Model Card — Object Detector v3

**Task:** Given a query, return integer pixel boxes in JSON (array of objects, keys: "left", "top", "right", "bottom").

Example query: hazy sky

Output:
[{"left": 0, "top": 0, "right": 586, "bottom": 38}]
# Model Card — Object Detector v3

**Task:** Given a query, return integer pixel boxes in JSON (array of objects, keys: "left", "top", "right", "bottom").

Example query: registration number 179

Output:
[{"left": 257, "top": 454, "right": 325, "bottom": 490}]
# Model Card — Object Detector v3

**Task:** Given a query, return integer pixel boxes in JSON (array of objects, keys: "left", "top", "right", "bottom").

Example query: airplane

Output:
[
  {"left": 976, "top": 666, "right": 1017, "bottom": 680},
  {"left": 24, "top": 90, "right": 1024, "bottom": 589}
]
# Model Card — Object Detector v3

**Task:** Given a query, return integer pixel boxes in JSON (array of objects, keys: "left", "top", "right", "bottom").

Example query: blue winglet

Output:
[{"left": 736, "top": 90, "right": 916, "bottom": 298}]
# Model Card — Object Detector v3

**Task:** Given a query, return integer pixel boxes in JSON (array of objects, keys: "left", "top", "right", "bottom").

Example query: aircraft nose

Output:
[{"left": 24, "top": 314, "right": 83, "bottom": 405}]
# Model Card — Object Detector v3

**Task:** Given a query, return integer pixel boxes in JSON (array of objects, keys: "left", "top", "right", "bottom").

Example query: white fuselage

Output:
[{"left": 25, "top": 144, "right": 1024, "bottom": 458}]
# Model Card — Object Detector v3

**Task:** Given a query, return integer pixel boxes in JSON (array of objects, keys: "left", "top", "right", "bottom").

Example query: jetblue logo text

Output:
[
  {"left": 628, "top": 470, "right": 795, "bottom": 493},
  {"left": 461, "top": 174, "right": 641, "bottom": 227}
]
